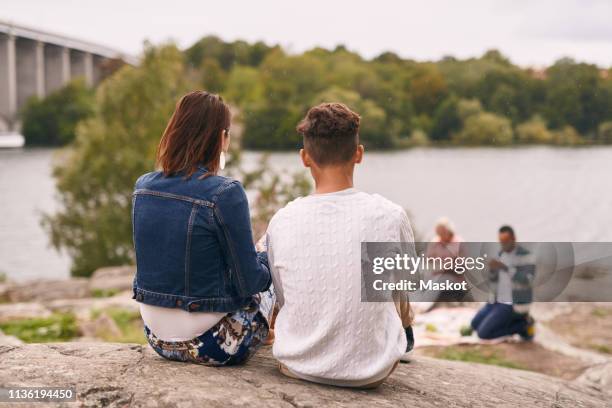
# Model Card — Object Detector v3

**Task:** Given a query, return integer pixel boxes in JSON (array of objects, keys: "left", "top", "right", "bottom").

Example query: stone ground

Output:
[
  {"left": 416, "top": 341, "right": 592, "bottom": 380},
  {"left": 1, "top": 269, "right": 611, "bottom": 407},
  {"left": 0, "top": 343, "right": 609, "bottom": 408}
]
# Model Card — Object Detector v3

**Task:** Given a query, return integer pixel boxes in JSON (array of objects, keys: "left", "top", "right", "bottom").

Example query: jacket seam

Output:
[
  {"left": 133, "top": 286, "right": 247, "bottom": 303},
  {"left": 185, "top": 204, "right": 197, "bottom": 297},
  {"left": 212, "top": 179, "right": 238, "bottom": 204},
  {"left": 133, "top": 189, "right": 214, "bottom": 207},
  {"left": 131, "top": 195, "right": 137, "bottom": 251},
  {"left": 214, "top": 205, "right": 247, "bottom": 296}
]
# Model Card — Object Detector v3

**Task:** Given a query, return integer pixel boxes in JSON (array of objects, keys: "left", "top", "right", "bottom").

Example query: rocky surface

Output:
[
  {"left": 89, "top": 266, "right": 135, "bottom": 293},
  {"left": 0, "top": 291, "right": 137, "bottom": 323},
  {"left": 0, "top": 343, "right": 608, "bottom": 408},
  {"left": 0, "top": 266, "right": 135, "bottom": 304}
]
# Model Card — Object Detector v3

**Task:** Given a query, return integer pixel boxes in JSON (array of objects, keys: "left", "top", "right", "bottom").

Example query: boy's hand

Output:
[{"left": 489, "top": 259, "right": 507, "bottom": 271}]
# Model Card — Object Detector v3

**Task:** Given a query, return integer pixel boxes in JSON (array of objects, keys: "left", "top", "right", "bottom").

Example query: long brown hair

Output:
[{"left": 156, "top": 91, "right": 231, "bottom": 177}]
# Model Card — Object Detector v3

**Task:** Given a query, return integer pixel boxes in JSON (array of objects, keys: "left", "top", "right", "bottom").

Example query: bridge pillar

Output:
[
  {"left": 16, "top": 37, "right": 39, "bottom": 110},
  {"left": 84, "top": 52, "right": 94, "bottom": 86},
  {"left": 61, "top": 47, "right": 71, "bottom": 83},
  {"left": 0, "top": 33, "right": 17, "bottom": 131},
  {"left": 70, "top": 50, "right": 87, "bottom": 82},
  {"left": 44, "top": 44, "right": 63, "bottom": 94},
  {"left": 35, "top": 41, "right": 45, "bottom": 98},
  {"left": 92, "top": 55, "right": 105, "bottom": 85}
]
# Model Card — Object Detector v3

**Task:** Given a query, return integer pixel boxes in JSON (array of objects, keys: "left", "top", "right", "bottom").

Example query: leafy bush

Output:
[
  {"left": 598, "top": 121, "right": 612, "bottom": 143},
  {"left": 20, "top": 80, "right": 94, "bottom": 146},
  {"left": 516, "top": 116, "right": 553, "bottom": 144},
  {"left": 454, "top": 112, "right": 514, "bottom": 145},
  {"left": 552, "top": 126, "right": 584, "bottom": 146}
]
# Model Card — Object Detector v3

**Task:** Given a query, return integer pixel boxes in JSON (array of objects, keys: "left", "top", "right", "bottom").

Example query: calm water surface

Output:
[{"left": 1, "top": 147, "right": 611, "bottom": 281}]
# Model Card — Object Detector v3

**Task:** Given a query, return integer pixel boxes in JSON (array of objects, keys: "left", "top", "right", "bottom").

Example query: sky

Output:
[{"left": 2, "top": 0, "right": 611, "bottom": 67}]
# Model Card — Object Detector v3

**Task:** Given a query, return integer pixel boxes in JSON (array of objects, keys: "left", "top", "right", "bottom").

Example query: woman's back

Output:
[{"left": 133, "top": 167, "right": 270, "bottom": 313}]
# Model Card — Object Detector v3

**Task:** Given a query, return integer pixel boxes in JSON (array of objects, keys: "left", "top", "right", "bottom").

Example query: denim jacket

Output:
[{"left": 132, "top": 166, "right": 271, "bottom": 313}]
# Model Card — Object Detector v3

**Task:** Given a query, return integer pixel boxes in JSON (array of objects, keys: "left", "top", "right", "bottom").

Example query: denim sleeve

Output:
[{"left": 215, "top": 180, "right": 271, "bottom": 296}]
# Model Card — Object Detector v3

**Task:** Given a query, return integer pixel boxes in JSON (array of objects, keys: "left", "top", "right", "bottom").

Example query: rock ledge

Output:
[{"left": 0, "top": 343, "right": 608, "bottom": 407}]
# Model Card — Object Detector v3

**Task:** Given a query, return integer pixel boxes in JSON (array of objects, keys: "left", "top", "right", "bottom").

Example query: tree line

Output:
[
  {"left": 22, "top": 36, "right": 612, "bottom": 148},
  {"left": 186, "top": 36, "right": 612, "bottom": 148}
]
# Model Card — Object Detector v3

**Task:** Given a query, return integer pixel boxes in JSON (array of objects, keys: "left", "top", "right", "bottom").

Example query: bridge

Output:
[{"left": 0, "top": 20, "right": 136, "bottom": 132}]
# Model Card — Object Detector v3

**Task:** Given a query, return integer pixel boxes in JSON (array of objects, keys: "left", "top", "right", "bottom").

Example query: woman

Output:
[{"left": 132, "top": 90, "right": 274, "bottom": 366}]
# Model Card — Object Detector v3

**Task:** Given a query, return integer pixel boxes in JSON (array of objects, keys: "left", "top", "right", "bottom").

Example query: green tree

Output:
[
  {"left": 242, "top": 104, "right": 304, "bottom": 150},
  {"left": 431, "top": 96, "right": 461, "bottom": 141},
  {"left": 43, "top": 44, "right": 190, "bottom": 276},
  {"left": 544, "top": 59, "right": 610, "bottom": 136},
  {"left": 20, "top": 80, "right": 94, "bottom": 146},
  {"left": 224, "top": 66, "right": 264, "bottom": 106},
  {"left": 457, "top": 98, "right": 483, "bottom": 120},
  {"left": 409, "top": 64, "right": 448, "bottom": 116},
  {"left": 199, "top": 58, "right": 227, "bottom": 93},
  {"left": 185, "top": 36, "right": 278, "bottom": 70},
  {"left": 454, "top": 112, "right": 514, "bottom": 145}
]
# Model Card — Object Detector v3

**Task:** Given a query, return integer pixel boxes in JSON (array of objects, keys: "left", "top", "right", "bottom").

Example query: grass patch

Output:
[
  {"left": 0, "top": 271, "right": 6, "bottom": 283},
  {"left": 588, "top": 344, "right": 611, "bottom": 354},
  {"left": 433, "top": 346, "right": 526, "bottom": 370},
  {"left": 0, "top": 313, "right": 78, "bottom": 343},
  {"left": 591, "top": 308, "right": 611, "bottom": 318},
  {"left": 90, "top": 288, "right": 120, "bottom": 298},
  {"left": 91, "top": 307, "right": 145, "bottom": 344}
]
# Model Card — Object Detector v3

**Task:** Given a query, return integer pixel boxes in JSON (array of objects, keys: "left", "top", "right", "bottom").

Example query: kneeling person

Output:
[{"left": 266, "top": 103, "right": 413, "bottom": 388}]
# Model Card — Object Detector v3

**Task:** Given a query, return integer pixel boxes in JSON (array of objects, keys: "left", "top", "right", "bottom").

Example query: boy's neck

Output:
[{"left": 312, "top": 165, "right": 355, "bottom": 194}]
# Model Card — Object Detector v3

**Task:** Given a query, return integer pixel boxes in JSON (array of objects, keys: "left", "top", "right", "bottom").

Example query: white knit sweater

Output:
[{"left": 267, "top": 188, "right": 413, "bottom": 386}]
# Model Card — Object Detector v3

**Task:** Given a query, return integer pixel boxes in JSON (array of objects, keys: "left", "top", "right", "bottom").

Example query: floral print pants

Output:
[{"left": 145, "top": 286, "right": 275, "bottom": 366}]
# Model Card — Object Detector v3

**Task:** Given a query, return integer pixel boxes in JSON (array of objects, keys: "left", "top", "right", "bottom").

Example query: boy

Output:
[{"left": 266, "top": 103, "right": 413, "bottom": 388}]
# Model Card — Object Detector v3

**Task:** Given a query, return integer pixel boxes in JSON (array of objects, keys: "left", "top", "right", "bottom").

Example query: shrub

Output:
[
  {"left": 454, "top": 112, "right": 513, "bottom": 145},
  {"left": 598, "top": 121, "right": 612, "bottom": 144},
  {"left": 552, "top": 126, "right": 584, "bottom": 146},
  {"left": 516, "top": 116, "right": 553, "bottom": 144},
  {"left": 20, "top": 80, "right": 94, "bottom": 146}
]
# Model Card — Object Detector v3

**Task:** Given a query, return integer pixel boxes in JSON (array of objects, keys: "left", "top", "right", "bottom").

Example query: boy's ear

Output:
[
  {"left": 300, "top": 148, "right": 311, "bottom": 168},
  {"left": 354, "top": 144, "right": 364, "bottom": 164}
]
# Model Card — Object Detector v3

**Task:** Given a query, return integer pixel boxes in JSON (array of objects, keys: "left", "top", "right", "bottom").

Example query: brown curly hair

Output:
[{"left": 296, "top": 102, "right": 360, "bottom": 166}]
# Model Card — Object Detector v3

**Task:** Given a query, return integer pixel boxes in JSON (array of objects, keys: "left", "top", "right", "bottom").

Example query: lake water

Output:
[{"left": 1, "top": 147, "right": 611, "bottom": 281}]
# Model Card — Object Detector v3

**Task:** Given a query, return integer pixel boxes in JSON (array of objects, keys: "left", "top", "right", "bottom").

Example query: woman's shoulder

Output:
[
  {"left": 210, "top": 175, "right": 247, "bottom": 202},
  {"left": 134, "top": 171, "right": 163, "bottom": 189}
]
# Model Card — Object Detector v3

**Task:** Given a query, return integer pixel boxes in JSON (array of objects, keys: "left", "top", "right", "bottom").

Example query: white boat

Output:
[{"left": 0, "top": 132, "right": 25, "bottom": 148}]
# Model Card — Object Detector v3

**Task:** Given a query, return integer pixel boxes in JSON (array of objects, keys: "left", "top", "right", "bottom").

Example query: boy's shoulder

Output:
[
  {"left": 361, "top": 192, "right": 406, "bottom": 219},
  {"left": 268, "top": 196, "right": 306, "bottom": 230}
]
